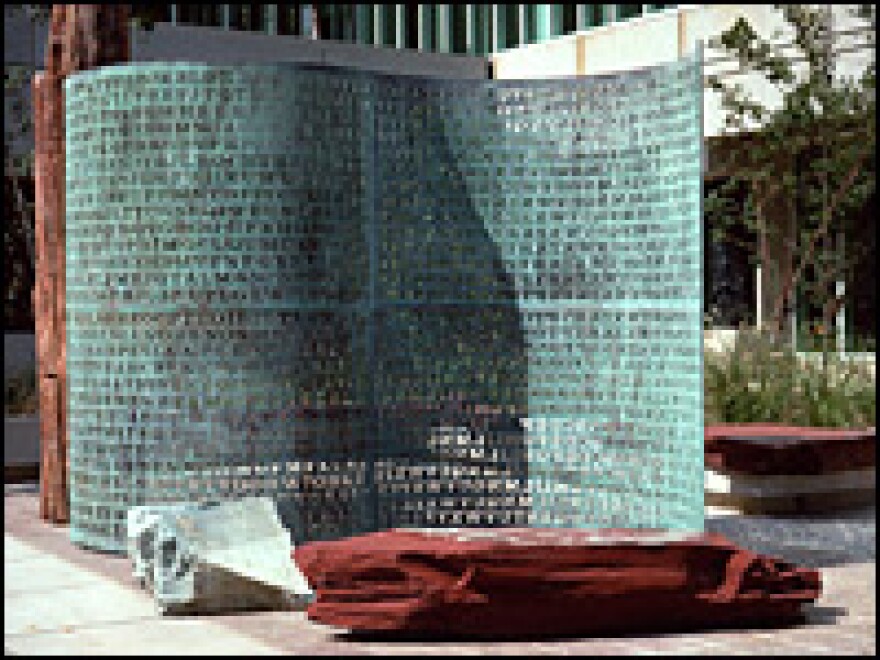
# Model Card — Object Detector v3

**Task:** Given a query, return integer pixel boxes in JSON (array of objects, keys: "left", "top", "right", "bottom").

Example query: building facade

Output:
[
  {"left": 4, "top": 4, "right": 875, "bottom": 352},
  {"left": 137, "top": 4, "right": 676, "bottom": 55}
]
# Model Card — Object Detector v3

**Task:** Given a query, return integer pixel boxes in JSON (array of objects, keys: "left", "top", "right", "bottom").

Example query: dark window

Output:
[
  {"left": 562, "top": 5, "right": 577, "bottom": 34},
  {"left": 177, "top": 4, "right": 222, "bottom": 27},
  {"left": 451, "top": 5, "right": 468, "bottom": 53},
  {"left": 355, "top": 5, "right": 375, "bottom": 43},
  {"left": 617, "top": 5, "right": 643, "bottom": 21},
  {"left": 131, "top": 4, "right": 173, "bottom": 26},
  {"left": 317, "top": 5, "right": 336, "bottom": 40},
  {"left": 4, "top": 175, "right": 35, "bottom": 331},
  {"left": 278, "top": 4, "right": 302, "bottom": 35},
  {"left": 421, "top": 6, "right": 434, "bottom": 50},
  {"left": 229, "top": 4, "right": 264, "bottom": 31},
  {"left": 382, "top": 4, "right": 396, "bottom": 46},
  {"left": 404, "top": 5, "right": 419, "bottom": 49},
  {"left": 504, "top": 5, "right": 519, "bottom": 49},
  {"left": 848, "top": 192, "right": 877, "bottom": 350},
  {"left": 584, "top": 5, "right": 604, "bottom": 28},
  {"left": 320, "top": 3, "right": 352, "bottom": 41},
  {"left": 704, "top": 179, "right": 757, "bottom": 328},
  {"left": 525, "top": 5, "right": 538, "bottom": 43},
  {"left": 796, "top": 150, "right": 876, "bottom": 351},
  {"left": 473, "top": 4, "right": 490, "bottom": 54}
]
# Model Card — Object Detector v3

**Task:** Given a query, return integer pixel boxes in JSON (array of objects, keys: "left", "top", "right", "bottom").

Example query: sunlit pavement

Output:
[{"left": 5, "top": 482, "right": 876, "bottom": 655}]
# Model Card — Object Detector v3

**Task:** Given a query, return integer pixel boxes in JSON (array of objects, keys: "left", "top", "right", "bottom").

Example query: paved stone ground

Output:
[
  {"left": 706, "top": 505, "right": 876, "bottom": 568},
  {"left": 4, "top": 482, "right": 876, "bottom": 655}
]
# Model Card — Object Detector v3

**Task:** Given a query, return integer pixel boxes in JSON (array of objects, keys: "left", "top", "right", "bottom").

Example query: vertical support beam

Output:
[
  {"left": 518, "top": 4, "right": 527, "bottom": 45},
  {"left": 575, "top": 33, "right": 586, "bottom": 74},
  {"left": 373, "top": 4, "right": 384, "bottom": 46},
  {"left": 756, "top": 265, "right": 763, "bottom": 330},
  {"left": 576, "top": 5, "right": 586, "bottom": 30},
  {"left": 836, "top": 280, "right": 846, "bottom": 356},
  {"left": 303, "top": 4, "right": 314, "bottom": 39},
  {"left": 324, "top": 4, "right": 334, "bottom": 39},
  {"left": 417, "top": 4, "right": 430, "bottom": 51},
  {"left": 677, "top": 8, "right": 687, "bottom": 57},
  {"left": 436, "top": 4, "right": 451, "bottom": 53},
  {"left": 482, "top": 6, "right": 491, "bottom": 55},
  {"left": 465, "top": 4, "right": 474, "bottom": 53},
  {"left": 396, "top": 4, "right": 405, "bottom": 48},
  {"left": 221, "top": 4, "right": 231, "bottom": 30},
  {"left": 836, "top": 232, "right": 846, "bottom": 356},
  {"left": 552, "top": 5, "right": 564, "bottom": 36},
  {"left": 356, "top": 4, "right": 372, "bottom": 44},
  {"left": 603, "top": 4, "right": 617, "bottom": 24},
  {"left": 170, "top": 4, "right": 178, "bottom": 25},
  {"left": 341, "top": 4, "right": 353, "bottom": 41},
  {"left": 492, "top": 4, "right": 505, "bottom": 52},
  {"left": 266, "top": 4, "right": 278, "bottom": 35},
  {"left": 535, "top": 4, "right": 552, "bottom": 42}
]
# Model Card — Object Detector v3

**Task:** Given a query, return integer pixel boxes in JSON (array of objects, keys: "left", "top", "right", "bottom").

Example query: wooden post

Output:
[{"left": 32, "top": 4, "right": 131, "bottom": 524}]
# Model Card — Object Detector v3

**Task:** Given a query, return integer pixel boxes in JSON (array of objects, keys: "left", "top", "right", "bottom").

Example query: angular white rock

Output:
[
  {"left": 127, "top": 502, "right": 196, "bottom": 590},
  {"left": 126, "top": 497, "right": 313, "bottom": 614}
]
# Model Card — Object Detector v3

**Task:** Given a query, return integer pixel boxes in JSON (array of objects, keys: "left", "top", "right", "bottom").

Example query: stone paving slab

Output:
[
  {"left": 6, "top": 617, "right": 279, "bottom": 656},
  {"left": 705, "top": 504, "right": 876, "bottom": 567},
  {"left": 3, "top": 535, "right": 279, "bottom": 655},
  {"left": 4, "top": 482, "right": 876, "bottom": 655}
]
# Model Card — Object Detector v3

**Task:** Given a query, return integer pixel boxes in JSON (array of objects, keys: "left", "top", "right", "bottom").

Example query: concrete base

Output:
[
  {"left": 4, "top": 415, "right": 39, "bottom": 469},
  {"left": 705, "top": 464, "right": 876, "bottom": 515}
]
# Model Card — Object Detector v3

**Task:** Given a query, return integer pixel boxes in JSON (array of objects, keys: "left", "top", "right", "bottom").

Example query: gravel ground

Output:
[{"left": 706, "top": 505, "right": 876, "bottom": 568}]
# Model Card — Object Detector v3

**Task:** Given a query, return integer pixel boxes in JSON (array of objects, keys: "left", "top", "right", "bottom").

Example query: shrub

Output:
[
  {"left": 704, "top": 328, "right": 875, "bottom": 429},
  {"left": 4, "top": 367, "right": 38, "bottom": 416}
]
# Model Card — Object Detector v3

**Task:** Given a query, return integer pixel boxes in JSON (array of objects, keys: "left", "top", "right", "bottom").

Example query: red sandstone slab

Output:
[
  {"left": 294, "top": 528, "right": 821, "bottom": 639},
  {"left": 705, "top": 424, "right": 876, "bottom": 476}
]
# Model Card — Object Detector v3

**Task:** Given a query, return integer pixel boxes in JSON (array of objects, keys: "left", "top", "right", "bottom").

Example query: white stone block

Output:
[{"left": 126, "top": 497, "right": 313, "bottom": 615}]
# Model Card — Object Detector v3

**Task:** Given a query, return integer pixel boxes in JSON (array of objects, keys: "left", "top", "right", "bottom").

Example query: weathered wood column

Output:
[{"left": 32, "top": 4, "right": 130, "bottom": 523}]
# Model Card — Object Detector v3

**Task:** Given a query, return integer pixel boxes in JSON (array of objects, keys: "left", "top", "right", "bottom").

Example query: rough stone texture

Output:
[
  {"left": 5, "top": 485, "right": 875, "bottom": 654},
  {"left": 126, "top": 497, "right": 313, "bottom": 615},
  {"left": 31, "top": 4, "right": 130, "bottom": 524},
  {"left": 295, "top": 528, "right": 821, "bottom": 639},
  {"left": 704, "top": 424, "right": 876, "bottom": 476},
  {"left": 704, "top": 424, "right": 876, "bottom": 515},
  {"left": 706, "top": 506, "right": 876, "bottom": 568},
  {"left": 127, "top": 503, "right": 195, "bottom": 589}
]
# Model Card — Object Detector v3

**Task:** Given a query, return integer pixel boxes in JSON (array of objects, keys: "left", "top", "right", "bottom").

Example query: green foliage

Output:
[
  {"left": 705, "top": 5, "right": 876, "bottom": 341},
  {"left": 5, "top": 367, "right": 38, "bottom": 416},
  {"left": 4, "top": 7, "right": 49, "bottom": 330},
  {"left": 704, "top": 327, "right": 876, "bottom": 428}
]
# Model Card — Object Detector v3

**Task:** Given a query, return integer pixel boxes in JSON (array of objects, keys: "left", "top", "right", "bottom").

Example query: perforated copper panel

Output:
[{"left": 65, "top": 56, "right": 703, "bottom": 553}]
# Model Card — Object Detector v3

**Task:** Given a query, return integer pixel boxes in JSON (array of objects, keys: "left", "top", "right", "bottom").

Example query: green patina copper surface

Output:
[{"left": 65, "top": 56, "right": 702, "bottom": 553}]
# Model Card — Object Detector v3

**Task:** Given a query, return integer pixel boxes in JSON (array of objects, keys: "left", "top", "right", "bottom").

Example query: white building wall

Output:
[
  {"left": 575, "top": 9, "right": 680, "bottom": 76},
  {"left": 490, "top": 33, "right": 581, "bottom": 79},
  {"left": 493, "top": 5, "right": 873, "bottom": 139},
  {"left": 132, "top": 23, "right": 490, "bottom": 79}
]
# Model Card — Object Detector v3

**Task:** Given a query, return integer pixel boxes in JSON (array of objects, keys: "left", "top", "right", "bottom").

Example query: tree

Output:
[
  {"left": 705, "top": 4, "right": 876, "bottom": 350},
  {"left": 4, "top": 4, "right": 51, "bottom": 330}
]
